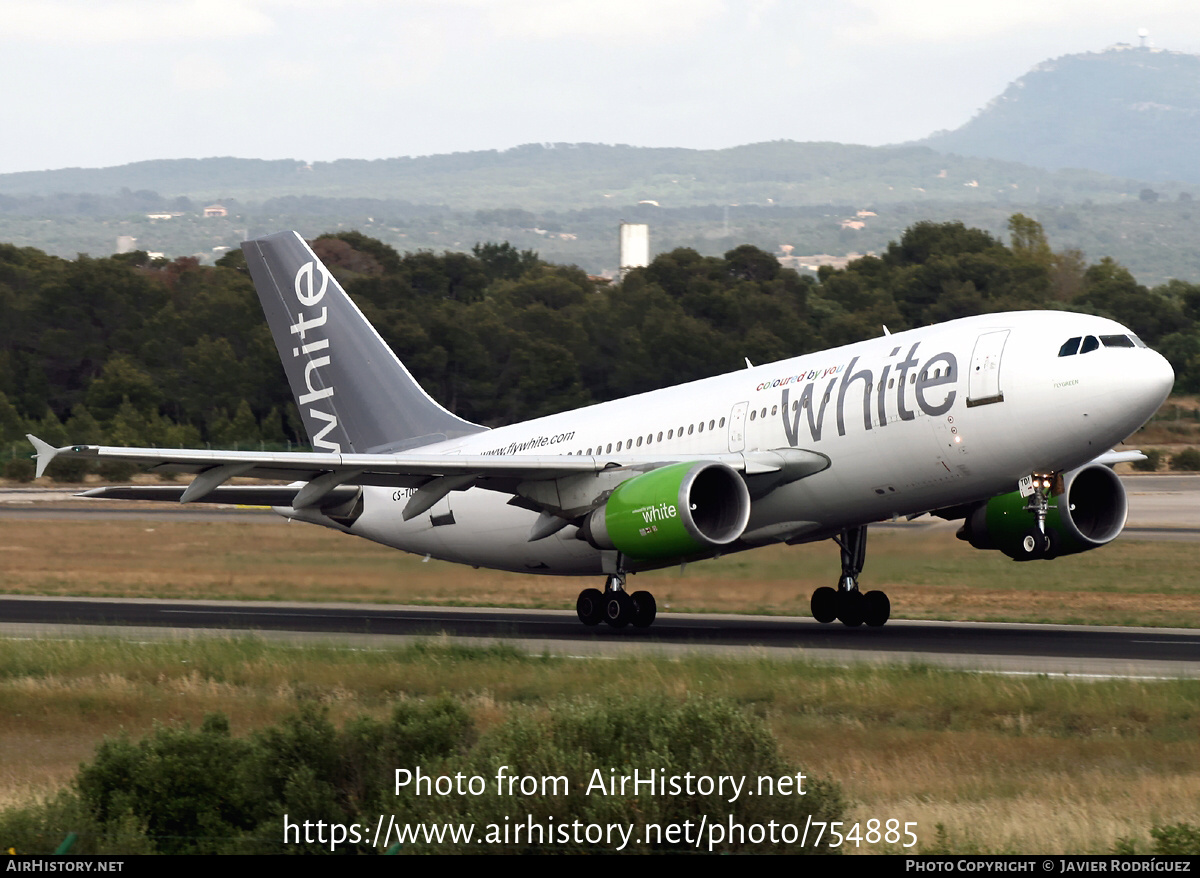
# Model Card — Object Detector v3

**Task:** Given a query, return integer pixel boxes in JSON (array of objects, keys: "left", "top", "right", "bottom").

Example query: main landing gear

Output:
[
  {"left": 576, "top": 574, "right": 657, "bottom": 629},
  {"left": 810, "top": 525, "right": 891, "bottom": 628}
]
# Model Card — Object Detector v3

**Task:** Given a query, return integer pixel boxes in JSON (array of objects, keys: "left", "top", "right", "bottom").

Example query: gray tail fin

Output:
[{"left": 242, "top": 231, "right": 485, "bottom": 453}]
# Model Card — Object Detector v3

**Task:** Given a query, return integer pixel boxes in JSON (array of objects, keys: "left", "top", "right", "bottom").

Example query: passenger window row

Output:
[{"left": 573, "top": 416, "right": 728, "bottom": 457}]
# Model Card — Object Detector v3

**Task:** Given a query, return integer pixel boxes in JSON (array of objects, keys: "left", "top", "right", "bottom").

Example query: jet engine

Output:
[
  {"left": 957, "top": 463, "right": 1129, "bottom": 560},
  {"left": 580, "top": 461, "right": 751, "bottom": 561}
]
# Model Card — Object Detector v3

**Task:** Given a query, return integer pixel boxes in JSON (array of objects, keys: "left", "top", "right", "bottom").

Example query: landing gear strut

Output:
[
  {"left": 810, "top": 525, "right": 890, "bottom": 628},
  {"left": 577, "top": 573, "right": 656, "bottom": 629},
  {"left": 1015, "top": 473, "right": 1059, "bottom": 561}
]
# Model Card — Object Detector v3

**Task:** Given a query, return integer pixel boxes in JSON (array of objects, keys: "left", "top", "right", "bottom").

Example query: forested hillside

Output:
[
  {"left": 923, "top": 47, "right": 1200, "bottom": 183},
  {"left": 3, "top": 218, "right": 1199, "bottom": 478},
  {"left": 0, "top": 143, "right": 1154, "bottom": 210}
]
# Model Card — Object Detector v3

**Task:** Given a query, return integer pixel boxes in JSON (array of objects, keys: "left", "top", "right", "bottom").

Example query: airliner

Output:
[{"left": 28, "top": 231, "right": 1175, "bottom": 629}]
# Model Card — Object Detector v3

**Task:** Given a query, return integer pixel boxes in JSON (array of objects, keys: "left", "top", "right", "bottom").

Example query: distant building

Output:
[
  {"left": 778, "top": 253, "right": 869, "bottom": 274},
  {"left": 203, "top": 205, "right": 228, "bottom": 218},
  {"left": 619, "top": 222, "right": 650, "bottom": 276},
  {"left": 146, "top": 213, "right": 173, "bottom": 220}
]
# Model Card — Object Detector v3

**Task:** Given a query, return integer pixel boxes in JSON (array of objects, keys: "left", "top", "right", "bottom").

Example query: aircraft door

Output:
[
  {"left": 966, "top": 330, "right": 1010, "bottom": 407},
  {"left": 728, "top": 401, "right": 748, "bottom": 452}
]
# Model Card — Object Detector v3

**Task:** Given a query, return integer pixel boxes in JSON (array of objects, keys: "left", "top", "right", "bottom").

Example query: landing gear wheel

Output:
[
  {"left": 837, "top": 590, "right": 865, "bottom": 627},
  {"left": 1042, "top": 529, "right": 1061, "bottom": 561},
  {"left": 630, "top": 590, "right": 657, "bottom": 628},
  {"left": 604, "top": 591, "right": 633, "bottom": 628},
  {"left": 863, "top": 590, "right": 891, "bottom": 628},
  {"left": 576, "top": 588, "right": 604, "bottom": 626},
  {"left": 1016, "top": 527, "right": 1046, "bottom": 561},
  {"left": 811, "top": 587, "right": 838, "bottom": 624}
]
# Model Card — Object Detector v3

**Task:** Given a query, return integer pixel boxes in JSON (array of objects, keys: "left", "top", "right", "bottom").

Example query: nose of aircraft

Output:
[
  {"left": 1148, "top": 346, "right": 1176, "bottom": 402},
  {"left": 1122, "top": 345, "right": 1175, "bottom": 429}
]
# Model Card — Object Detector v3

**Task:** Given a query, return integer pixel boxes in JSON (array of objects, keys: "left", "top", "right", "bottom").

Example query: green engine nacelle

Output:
[
  {"left": 581, "top": 461, "right": 751, "bottom": 561},
  {"left": 958, "top": 463, "right": 1129, "bottom": 560}
]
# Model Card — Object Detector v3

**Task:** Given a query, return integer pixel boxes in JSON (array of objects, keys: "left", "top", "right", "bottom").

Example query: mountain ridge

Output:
[{"left": 920, "top": 46, "right": 1200, "bottom": 183}]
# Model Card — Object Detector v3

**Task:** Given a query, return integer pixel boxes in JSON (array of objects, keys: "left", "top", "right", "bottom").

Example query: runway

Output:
[
  {"left": 1, "top": 595, "right": 1198, "bottom": 678},
  {"left": 1, "top": 476, "right": 1198, "bottom": 676}
]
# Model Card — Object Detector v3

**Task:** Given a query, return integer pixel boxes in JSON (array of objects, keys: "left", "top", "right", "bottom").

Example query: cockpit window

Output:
[
  {"left": 1100, "top": 334, "right": 1136, "bottom": 348},
  {"left": 1130, "top": 334, "right": 1148, "bottom": 348},
  {"left": 1080, "top": 335, "right": 1100, "bottom": 354},
  {"left": 1058, "top": 337, "right": 1081, "bottom": 357}
]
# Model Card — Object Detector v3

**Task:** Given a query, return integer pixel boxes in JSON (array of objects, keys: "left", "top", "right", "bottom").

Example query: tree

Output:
[{"left": 1007, "top": 213, "right": 1052, "bottom": 267}]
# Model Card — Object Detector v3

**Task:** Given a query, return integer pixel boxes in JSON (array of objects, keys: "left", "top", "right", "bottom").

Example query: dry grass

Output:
[
  {"left": 2, "top": 513, "right": 1199, "bottom": 626},
  {"left": 0, "top": 638, "right": 1197, "bottom": 854}
]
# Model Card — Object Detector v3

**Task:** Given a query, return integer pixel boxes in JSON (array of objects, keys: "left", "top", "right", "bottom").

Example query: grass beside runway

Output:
[
  {"left": 0, "top": 636, "right": 1196, "bottom": 854},
  {"left": 1, "top": 515, "right": 1198, "bottom": 627}
]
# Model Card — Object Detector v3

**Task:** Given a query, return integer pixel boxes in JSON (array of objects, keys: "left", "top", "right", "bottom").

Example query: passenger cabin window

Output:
[
  {"left": 1081, "top": 335, "right": 1100, "bottom": 354},
  {"left": 1059, "top": 337, "right": 1081, "bottom": 357},
  {"left": 1100, "top": 334, "right": 1136, "bottom": 348}
]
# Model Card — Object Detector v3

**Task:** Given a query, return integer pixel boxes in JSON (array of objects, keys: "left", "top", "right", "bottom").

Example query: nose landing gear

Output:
[
  {"left": 810, "top": 525, "right": 890, "bottom": 628},
  {"left": 1015, "top": 472, "right": 1060, "bottom": 561}
]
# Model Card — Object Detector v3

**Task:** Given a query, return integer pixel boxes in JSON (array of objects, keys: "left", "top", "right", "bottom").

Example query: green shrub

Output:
[
  {"left": 4, "top": 696, "right": 842, "bottom": 855},
  {"left": 454, "top": 696, "right": 844, "bottom": 854},
  {"left": 47, "top": 457, "right": 90, "bottom": 483},
  {"left": 95, "top": 460, "right": 139, "bottom": 482},
  {"left": 3, "top": 457, "right": 35, "bottom": 482},
  {"left": 1152, "top": 823, "right": 1200, "bottom": 854},
  {"left": 1132, "top": 449, "right": 1162, "bottom": 472},
  {"left": 1170, "top": 448, "right": 1200, "bottom": 471}
]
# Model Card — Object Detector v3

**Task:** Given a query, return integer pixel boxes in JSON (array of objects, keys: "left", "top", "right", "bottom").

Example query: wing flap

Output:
[{"left": 78, "top": 485, "right": 361, "bottom": 507}]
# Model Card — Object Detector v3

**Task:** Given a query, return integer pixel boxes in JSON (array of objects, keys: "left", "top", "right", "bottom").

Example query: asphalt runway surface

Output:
[
  {"left": 1, "top": 477, "right": 1198, "bottom": 676},
  {"left": 1, "top": 596, "right": 1198, "bottom": 677}
]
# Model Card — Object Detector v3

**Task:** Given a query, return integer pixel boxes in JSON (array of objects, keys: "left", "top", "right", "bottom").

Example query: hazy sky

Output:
[{"left": 4, "top": 0, "right": 1199, "bottom": 174}]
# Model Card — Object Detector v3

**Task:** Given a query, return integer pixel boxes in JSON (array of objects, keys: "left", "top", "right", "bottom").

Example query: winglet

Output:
[{"left": 26, "top": 434, "right": 59, "bottom": 479}]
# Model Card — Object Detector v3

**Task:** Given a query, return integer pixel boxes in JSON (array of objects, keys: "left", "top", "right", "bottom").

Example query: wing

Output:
[{"left": 28, "top": 435, "right": 829, "bottom": 521}]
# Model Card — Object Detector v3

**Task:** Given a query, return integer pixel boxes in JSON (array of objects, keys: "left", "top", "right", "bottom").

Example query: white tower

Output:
[{"left": 619, "top": 223, "right": 650, "bottom": 276}]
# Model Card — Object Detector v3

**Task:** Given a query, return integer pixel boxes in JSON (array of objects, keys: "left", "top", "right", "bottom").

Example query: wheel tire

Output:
[
  {"left": 1042, "top": 529, "right": 1061, "bottom": 561},
  {"left": 576, "top": 588, "right": 604, "bottom": 626},
  {"left": 837, "top": 590, "right": 865, "bottom": 627},
  {"left": 630, "top": 590, "right": 657, "bottom": 628},
  {"left": 863, "top": 590, "right": 891, "bottom": 627},
  {"left": 604, "top": 591, "right": 632, "bottom": 628},
  {"left": 811, "top": 587, "right": 838, "bottom": 624},
  {"left": 1015, "top": 527, "right": 1046, "bottom": 561}
]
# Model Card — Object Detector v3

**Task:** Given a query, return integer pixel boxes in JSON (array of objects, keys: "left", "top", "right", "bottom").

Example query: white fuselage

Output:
[{"left": 290, "top": 311, "right": 1173, "bottom": 576}]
